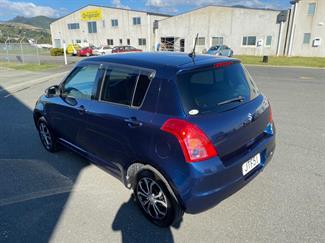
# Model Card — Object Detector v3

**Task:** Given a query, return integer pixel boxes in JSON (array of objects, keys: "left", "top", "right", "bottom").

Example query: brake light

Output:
[
  {"left": 214, "top": 61, "right": 233, "bottom": 68},
  {"left": 161, "top": 118, "right": 218, "bottom": 162}
]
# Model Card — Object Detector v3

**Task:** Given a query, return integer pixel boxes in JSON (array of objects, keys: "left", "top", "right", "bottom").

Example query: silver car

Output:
[{"left": 207, "top": 45, "right": 233, "bottom": 57}]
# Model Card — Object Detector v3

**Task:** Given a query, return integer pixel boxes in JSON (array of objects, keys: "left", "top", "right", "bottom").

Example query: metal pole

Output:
[
  {"left": 277, "top": 21, "right": 284, "bottom": 56},
  {"left": 63, "top": 41, "right": 67, "bottom": 65},
  {"left": 20, "top": 36, "right": 25, "bottom": 64},
  {"left": 36, "top": 38, "right": 40, "bottom": 65},
  {"left": 5, "top": 37, "right": 10, "bottom": 63}
]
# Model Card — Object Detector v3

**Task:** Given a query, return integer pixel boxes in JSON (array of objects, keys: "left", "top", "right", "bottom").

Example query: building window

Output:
[
  {"left": 303, "top": 33, "right": 311, "bottom": 44},
  {"left": 133, "top": 17, "right": 141, "bottom": 25},
  {"left": 242, "top": 36, "right": 257, "bottom": 46},
  {"left": 266, "top": 36, "right": 272, "bottom": 46},
  {"left": 68, "top": 23, "right": 80, "bottom": 30},
  {"left": 88, "top": 21, "right": 97, "bottom": 33},
  {"left": 211, "top": 37, "right": 224, "bottom": 46},
  {"left": 111, "top": 19, "right": 118, "bottom": 27},
  {"left": 54, "top": 39, "right": 61, "bottom": 48},
  {"left": 197, "top": 37, "right": 205, "bottom": 46},
  {"left": 119, "top": 39, "right": 123, "bottom": 45},
  {"left": 107, "top": 39, "right": 114, "bottom": 46},
  {"left": 138, "top": 38, "right": 146, "bottom": 46},
  {"left": 308, "top": 3, "right": 316, "bottom": 16},
  {"left": 127, "top": 39, "right": 130, "bottom": 45},
  {"left": 76, "top": 39, "right": 81, "bottom": 44}
]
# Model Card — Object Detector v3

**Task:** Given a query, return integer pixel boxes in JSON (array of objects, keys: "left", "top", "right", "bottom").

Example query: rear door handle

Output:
[
  {"left": 77, "top": 105, "right": 87, "bottom": 115},
  {"left": 124, "top": 117, "right": 143, "bottom": 127}
]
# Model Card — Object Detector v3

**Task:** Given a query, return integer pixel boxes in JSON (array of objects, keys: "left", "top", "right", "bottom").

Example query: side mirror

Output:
[{"left": 45, "top": 85, "right": 59, "bottom": 98}]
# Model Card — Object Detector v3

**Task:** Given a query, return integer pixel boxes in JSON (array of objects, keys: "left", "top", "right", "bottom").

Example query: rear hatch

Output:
[{"left": 176, "top": 61, "right": 272, "bottom": 165}]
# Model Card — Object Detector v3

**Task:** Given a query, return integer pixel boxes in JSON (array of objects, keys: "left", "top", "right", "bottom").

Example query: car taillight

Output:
[
  {"left": 161, "top": 118, "right": 218, "bottom": 162},
  {"left": 268, "top": 101, "right": 273, "bottom": 123}
]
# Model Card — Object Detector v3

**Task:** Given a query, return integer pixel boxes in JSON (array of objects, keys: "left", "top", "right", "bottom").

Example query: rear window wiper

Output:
[{"left": 217, "top": 96, "right": 244, "bottom": 106}]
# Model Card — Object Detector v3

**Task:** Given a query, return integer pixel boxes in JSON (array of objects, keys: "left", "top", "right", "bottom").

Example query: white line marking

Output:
[{"left": 0, "top": 71, "right": 68, "bottom": 93}]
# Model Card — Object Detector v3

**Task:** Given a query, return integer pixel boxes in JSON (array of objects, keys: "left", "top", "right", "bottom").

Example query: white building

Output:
[
  {"left": 50, "top": 2, "right": 325, "bottom": 57},
  {"left": 155, "top": 5, "right": 288, "bottom": 56},
  {"left": 50, "top": 5, "right": 170, "bottom": 51},
  {"left": 286, "top": 0, "right": 325, "bottom": 57}
]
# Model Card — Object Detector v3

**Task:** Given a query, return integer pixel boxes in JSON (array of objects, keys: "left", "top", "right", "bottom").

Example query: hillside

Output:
[
  {"left": 7, "top": 16, "right": 57, "bottom": 30},
  {"left": 0, "top": 22, "right": 51, "bottom": 44}
]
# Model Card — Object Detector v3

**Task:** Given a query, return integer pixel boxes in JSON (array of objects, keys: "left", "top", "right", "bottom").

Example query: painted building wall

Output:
[
  {"left": 289, "top": 0, "right": 325, "bottom": 57},
  {"left": 50, "top": 5, "right": 168, "bottom": 51},
  {"left": 156, "top": 6, "right": 287, "bottom": 56}
]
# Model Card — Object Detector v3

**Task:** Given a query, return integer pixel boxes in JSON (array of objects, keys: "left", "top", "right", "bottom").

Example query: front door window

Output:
[{"left": 62, "top": 65, "right": 100, "bottom": 100}]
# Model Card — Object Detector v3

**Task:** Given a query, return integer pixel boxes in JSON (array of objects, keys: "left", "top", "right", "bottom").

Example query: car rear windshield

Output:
[{"left": 176, "top": 63, "right": 260, "bottom": 115}]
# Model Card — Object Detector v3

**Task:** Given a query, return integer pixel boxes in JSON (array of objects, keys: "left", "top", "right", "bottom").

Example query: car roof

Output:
[{"left": 83, "top": 52, "right": 238, "bottom": 70}]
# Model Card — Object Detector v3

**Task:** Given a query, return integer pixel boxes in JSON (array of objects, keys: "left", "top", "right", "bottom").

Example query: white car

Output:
[{"left": 93, "top": 46, "right": 112, "bottom": 55}]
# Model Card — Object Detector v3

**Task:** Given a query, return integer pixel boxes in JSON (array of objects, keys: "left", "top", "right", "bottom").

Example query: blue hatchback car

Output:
[{"left": 34, "top": 52, "right": 275, "bottom": 227}]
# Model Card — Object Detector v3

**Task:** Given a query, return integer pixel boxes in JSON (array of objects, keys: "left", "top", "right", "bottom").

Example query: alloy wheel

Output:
[
  {"left": 136, "top": 177, "right": 168, "bottom": 220},
  {"left": 39, "top": 122, "right": 52, "bottom": 149}
]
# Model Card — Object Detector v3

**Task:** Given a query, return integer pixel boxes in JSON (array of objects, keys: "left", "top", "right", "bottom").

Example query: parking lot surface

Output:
[{"left": 0, "top": 65, "right": 324, "bottom": 243}]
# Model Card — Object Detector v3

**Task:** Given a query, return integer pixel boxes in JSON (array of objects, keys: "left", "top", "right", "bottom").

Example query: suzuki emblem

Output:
[{"left": 247, "top": 113, "right": 253, "bottom": 122}]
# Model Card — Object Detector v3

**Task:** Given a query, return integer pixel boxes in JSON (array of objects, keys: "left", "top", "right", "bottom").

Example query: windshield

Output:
[{"left": 176, "top": 63, "right": 260, "bottom": 114}]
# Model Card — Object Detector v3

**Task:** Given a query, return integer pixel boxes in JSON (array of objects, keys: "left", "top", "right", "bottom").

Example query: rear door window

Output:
[
  {"left": 101, "top": 66, "right": 138, "bottom": 106},
  {"left": 177, "top": 63, "right": 259, "bottom": 114},
  {"left": 101, "top": 66, "right": 154, "bottom": 107}
]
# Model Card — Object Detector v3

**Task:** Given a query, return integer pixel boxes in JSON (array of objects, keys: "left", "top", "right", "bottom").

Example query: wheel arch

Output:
[
  {"left": 126, "top": 162, "right": 185, "bottom": 209},
  {"left": 33, "top": 110, "right": 43, "bottom": 126}
]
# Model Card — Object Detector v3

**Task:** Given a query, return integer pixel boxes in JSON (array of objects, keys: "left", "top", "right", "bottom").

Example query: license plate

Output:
[{"left": 242, "top": 153, "right": 261, "bottom": 176}]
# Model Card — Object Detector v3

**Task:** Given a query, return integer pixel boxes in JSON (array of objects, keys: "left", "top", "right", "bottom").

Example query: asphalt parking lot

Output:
[{"left": 0, "top": 64, "right": 324, "bottom": 243}]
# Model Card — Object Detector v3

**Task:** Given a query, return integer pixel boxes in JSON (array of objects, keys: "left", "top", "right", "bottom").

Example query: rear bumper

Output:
[{"left": 180, "top": 133, "right": 275, "bottom": 214}]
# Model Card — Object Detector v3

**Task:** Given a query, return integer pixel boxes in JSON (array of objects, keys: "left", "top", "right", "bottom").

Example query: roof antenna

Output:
[{"left": 189, "top": 33, "right": 199, "bottom": 60}]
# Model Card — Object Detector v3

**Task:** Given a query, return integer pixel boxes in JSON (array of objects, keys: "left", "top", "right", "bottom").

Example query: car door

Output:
[
  {"left": 77, "top": 64, "right": 155, "bottom": 173},
  {"left": 47, "top": 63, "right": 102, "bottom": 146},
  {"left": 222, "top": 45, "right": 231, "bottom": 56}
]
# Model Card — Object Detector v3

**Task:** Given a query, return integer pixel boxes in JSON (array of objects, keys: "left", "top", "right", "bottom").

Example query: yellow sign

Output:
[{"left": 81, "top": 9, "right": 103, "bottom": 21}]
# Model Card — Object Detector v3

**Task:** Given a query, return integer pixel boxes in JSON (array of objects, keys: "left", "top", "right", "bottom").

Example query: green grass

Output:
[
  {"left": 234, "top": 55, "right": 325, "bottom": 68},
  {"left": 0, "top": 62, "right": 59, "bottom": 72}
]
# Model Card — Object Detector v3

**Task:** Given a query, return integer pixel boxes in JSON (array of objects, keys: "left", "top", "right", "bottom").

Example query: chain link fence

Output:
[
  {"left": 0, "top": 42, "right": 80, "bottom": 65},
  {"left": 0, "top": 42, "right": 52, "bottom": 64}
]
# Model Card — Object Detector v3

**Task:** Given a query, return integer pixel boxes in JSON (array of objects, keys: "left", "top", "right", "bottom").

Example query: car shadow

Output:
[
  {"left": 0, "top": 85, "right": 178, "bottom": 242},
  {"left": 0, "top": 85, "right": 89, "bottom": 242},
  {"left": 112, "top": 197, "right": 182, "bottom": 243}
]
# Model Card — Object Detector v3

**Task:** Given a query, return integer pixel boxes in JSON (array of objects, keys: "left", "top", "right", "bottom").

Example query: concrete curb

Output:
[{"left": 244, "top": 64, "right": 325, "bottom": 70}]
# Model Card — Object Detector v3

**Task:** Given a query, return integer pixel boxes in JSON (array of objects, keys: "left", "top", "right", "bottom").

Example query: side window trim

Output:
[
  {"left": 98, "top": 62, "right": 156, "bottom": 109},
  {"left": 131, "top": 70, "right": 155, "bottom": 108},
  {"left": 130, "top": 71, "right": 141, "bottom": 107}
]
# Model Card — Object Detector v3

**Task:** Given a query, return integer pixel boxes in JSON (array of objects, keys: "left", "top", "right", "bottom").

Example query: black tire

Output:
[
  {"left": 37, "top": 117, "right": 58, "bottom": 153},
  {"left": 134, "top": 170, "right": 183, "bottom": 227}
]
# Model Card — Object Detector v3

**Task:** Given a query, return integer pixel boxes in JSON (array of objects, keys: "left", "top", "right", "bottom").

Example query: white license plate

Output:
[{"left": 242, "top": 153, "right": 261, "bottom": 176}]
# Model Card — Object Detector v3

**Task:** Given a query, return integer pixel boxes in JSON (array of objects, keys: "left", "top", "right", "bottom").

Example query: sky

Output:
[{"left": 0, "top": 0, "right": 291, "bottom": 21}]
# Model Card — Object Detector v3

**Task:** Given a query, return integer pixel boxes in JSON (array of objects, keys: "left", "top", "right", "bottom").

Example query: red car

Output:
[
  {"left": 112, "top": 45, "right": 142, "bottom": 53},
  {"left": 77, "top": 47, "right": 93, "bottom": 57}
]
